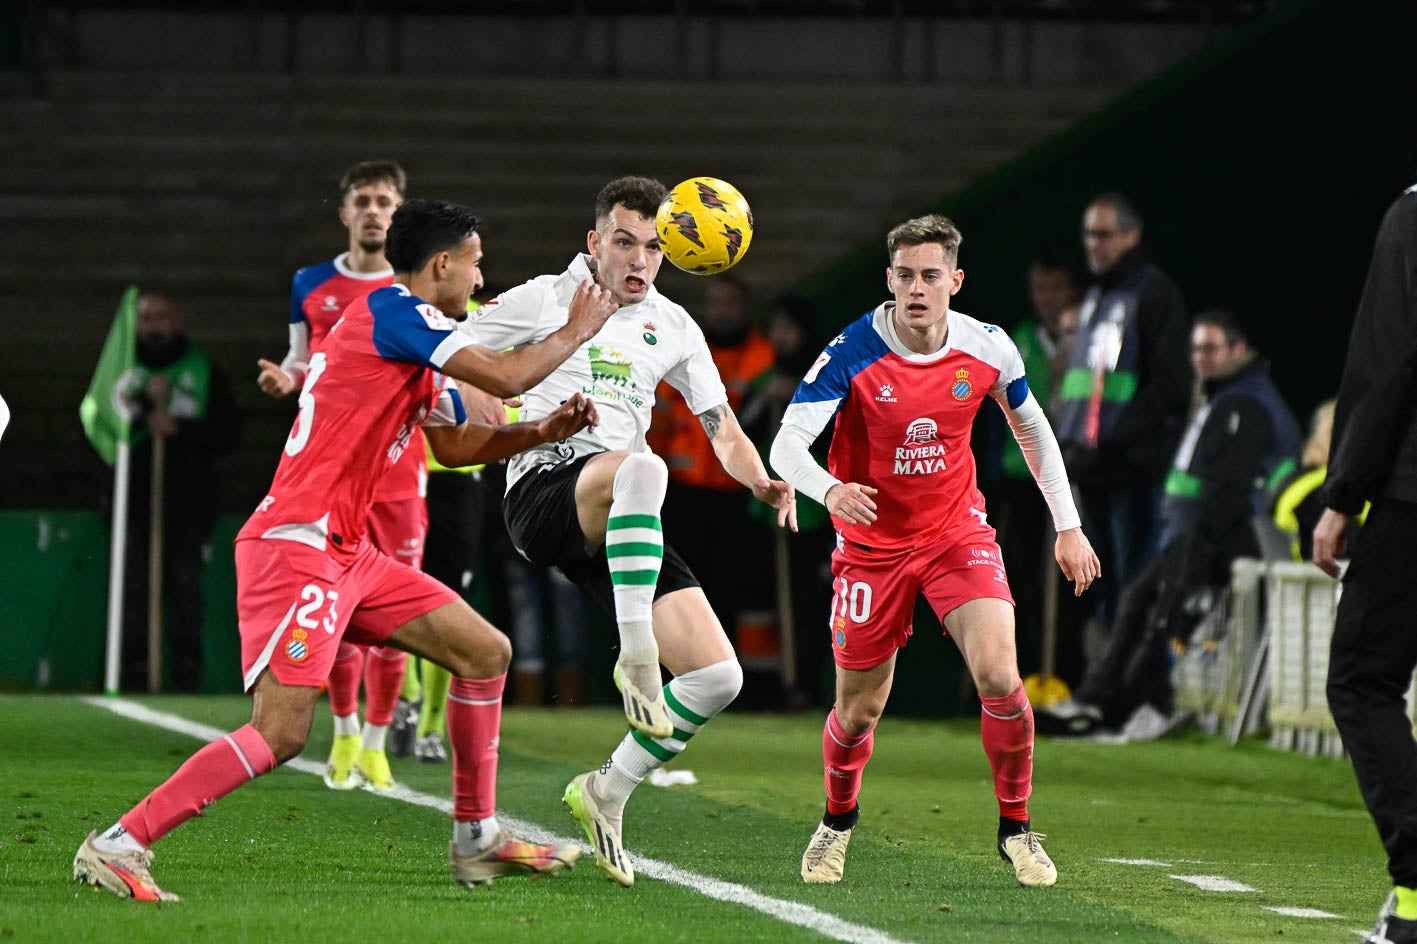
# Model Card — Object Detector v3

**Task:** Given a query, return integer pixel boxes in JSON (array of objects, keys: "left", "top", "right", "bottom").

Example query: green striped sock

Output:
[
  {"left": 600, "top": 681, "right": 712, "bottom": 806},
  {"left": 606, "top": 511, "right": 662, "bottom": 663}
]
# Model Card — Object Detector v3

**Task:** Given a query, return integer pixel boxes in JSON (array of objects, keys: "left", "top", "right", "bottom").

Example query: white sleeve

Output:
[
  {"left": 999, "top": 391, "right": 1081, "bottom": 532},
  {"left": 769, "top": 423, "right": 843, "bottom": 508},
  {"left": 279, "top": 321, "right": 311, "bottom": 387},
  {"left": 423, "top": 376, "right": 467, "bottom": 428},
  {"left": 0, "top": 391, "right": 9, "bottom": 443},
  {"left": 459, "top": 281, "right": 544, "bottom": 349},
  {"left": 663, "top": 323, "right": 729, "bottom": 415}
]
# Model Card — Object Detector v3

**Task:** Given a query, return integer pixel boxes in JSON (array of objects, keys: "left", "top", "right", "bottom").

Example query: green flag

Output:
[{"left": 79, "top": 286, "right": 140, "bottom": 466}]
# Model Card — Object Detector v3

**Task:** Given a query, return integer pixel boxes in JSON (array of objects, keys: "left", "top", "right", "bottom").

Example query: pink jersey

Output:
[
  {"left": 781, "top": 303, "right": 1030, "bottom": 552},
  {"left": 290, "top": 254, "right": 424, "bottom": 503},
  {"left": 241, "top": 284, "right": 473, "bottom": 562}
]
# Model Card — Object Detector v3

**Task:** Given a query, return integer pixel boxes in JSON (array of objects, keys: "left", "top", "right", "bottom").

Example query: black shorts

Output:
[{"left": 502, "top": 454, "right": 699, "bottom": 616}]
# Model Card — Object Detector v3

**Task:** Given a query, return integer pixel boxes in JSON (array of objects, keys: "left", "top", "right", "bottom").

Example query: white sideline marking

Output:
[
  {"left": 1100, "top": 858, "right": 1172, "bottom": 867},
  {"left": 82, "top": 697, "right": 913, "bottom": 944},
  {"left": 1264, "top": 907, "right": 1341, "bottom": 919},
  {"left": 1169, "top": 874, "right": 1256, "bottom": 892}
]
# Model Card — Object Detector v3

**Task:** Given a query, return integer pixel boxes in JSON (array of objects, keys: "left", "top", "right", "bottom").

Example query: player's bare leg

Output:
[
  {"left": 75, "top": 674, "right": 313, "bottom": 901},
  {"left": 947, "top": 598, "right": 1056, "bottom": 887},
  {"left": 565, "top": 587, "right": 741, "bottom": 886},
  {"left": 802, "top": 657, "right": 894, "bottom": 883},
  {"left": 576, "top": 450, "right": 673, "bottom": 738},
  {"left": 386, "top": 599, "right": 580, "bottom": 887}
]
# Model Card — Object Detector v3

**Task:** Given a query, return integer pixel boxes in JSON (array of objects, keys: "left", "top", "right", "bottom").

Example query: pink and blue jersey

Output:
[
  {"left": 782, "top": 303, "right": 1030, "bottom": 552},
  {"left": 240, "top": 285, "right": 472, "bottom": 562},
  {"left": 290, "top": 254, "right": 425, "bottom": 503}
]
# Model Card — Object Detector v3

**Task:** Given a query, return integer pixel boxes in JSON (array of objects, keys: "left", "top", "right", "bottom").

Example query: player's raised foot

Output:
[
  {"left": 801, "top": 807, "right": 858, "bottom": 884},
  {"left": 563, "top": 771, "right": 633, "bottom": 887},
  {"left": 415, "top": 732, "right": 447, "bottom": 764},
  {"left": 73, "top": 831, "right": 179, "bottom": 902},
  {"left": 388, "top": 698, "right": 418, "bottom": 758},
  {"left": 448, "top": 832, "right": 581, "bottom": 889},
  {"left": 613, "top": 659, "right": 672, "bottom": 739},
  {"left": 999, "top": 827, "right": 1057, "bottom": 887},
  {"left": 323, "top": 733, "right": 363, "bottom": 790},
  {"left": 355, "top": 748, "right": 397, "bottom": 794}
]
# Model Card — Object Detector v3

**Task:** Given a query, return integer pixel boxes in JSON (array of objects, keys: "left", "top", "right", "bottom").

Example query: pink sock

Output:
[
  {"left": 119, "top": 724, "right": 276, "bottom": 847},
  {"left": 822, "top": 708, "right": 874, "bottom": 816},
  {"left": 979, "top": 683, "right": 1033, "bottom": 822},
  {"left": 363, "top": 647, "right": 407, "bottom": 727},
  {"left": 328, "top": 643, "right": 363, "bottom": 719},
  {"left": 447, "top": 674, "right": 506, "bottom": 822}
]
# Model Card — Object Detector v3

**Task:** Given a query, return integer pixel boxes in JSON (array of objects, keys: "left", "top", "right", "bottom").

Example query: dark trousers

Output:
[
  {"left": 121, "top": 514, "right": 208, "bottom": 693},
  {"left": 1073, "top": 551, "right": 1177, "bottom": 725},
  {"left": 1078, "top": 482, "right": 1163, "bottom": 627},
  {"left": 423, "top": 471, "right": 485, "bottom": 596},
  {"left": 1326, "top": 499, "right": 1417, "bottom": 887}
]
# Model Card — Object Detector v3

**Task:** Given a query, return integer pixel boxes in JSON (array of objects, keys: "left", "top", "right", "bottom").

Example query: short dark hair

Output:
[
  {"left": 1194, "top": 308, "right": 1249, "bottom": 346},
  {"left": 1089, "top": 191, "right": 1143, "bottom": 233},
  {"left": 886, "top": 214, "right": 963, "bottom": 266},
  {"left": 341, "top": 160, "right": 407, "bottom": 199},
  {"left": 595, "top": 176, "right": 668, "bottom": 226},
  {"left": 385, "top": 199, "right": 481, "bottom": 274}
]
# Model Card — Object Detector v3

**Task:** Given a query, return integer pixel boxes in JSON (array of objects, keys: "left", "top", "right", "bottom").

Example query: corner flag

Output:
[{"left": 80, "top": 286, "right": 139, "bottom": 466}]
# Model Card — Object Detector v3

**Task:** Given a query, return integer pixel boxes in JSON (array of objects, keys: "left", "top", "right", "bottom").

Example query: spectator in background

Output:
[
  {"left": 1054, "top": 193, "right": 1191, "bottom": 643},
  {"left": 1271, "top": 400, "right": 1365, "bottom": 561},
  {"left": 740, "top": 295, "right": 836, "bottom": 707},
  {"left": 120, "top": 292, "right": 242, "bottom": 693},
  {"left": 652, "top": 273, "right": 776, "bottom": 649},
  {"left": 992, "top": 256, "right": 1081, "bottom": 683},
  {"left": 1314, "top": 186, "right": 1417, "bottom": 944},
  {"left": 1039, "top": 310, "right": 1299, "bottom": 739}
]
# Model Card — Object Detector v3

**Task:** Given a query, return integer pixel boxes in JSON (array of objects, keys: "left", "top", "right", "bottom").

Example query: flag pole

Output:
[
  {"left": 147, "top": 432, "right": 166, "bottom": 694},
  {"left": 103, "top": 440, "right": 130, "bottom": 695}
]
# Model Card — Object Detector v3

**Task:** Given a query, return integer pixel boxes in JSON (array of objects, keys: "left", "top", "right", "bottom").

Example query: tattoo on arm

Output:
[{"left": 698, "top": 404, "right": 727, "bottom": 441}]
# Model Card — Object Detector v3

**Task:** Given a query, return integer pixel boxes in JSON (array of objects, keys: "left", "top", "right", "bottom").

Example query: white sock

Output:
[
  {"left": 94, "top": 822, "right": 146, "bottom": 854},
  {"left": 361, "top": 723, "right": 388, "bottom": 752},
  {"left": 333, "top": 713, "right": 359, "bottom": 737},
  {"left": 606, "top": 454, "right": 667, "bottom": 665},
  {"left": 453, "top": 815, "right": 502, "bottom": 856},
  {"left": 597, "top": 659, "right": 744, "bottom": 808}
]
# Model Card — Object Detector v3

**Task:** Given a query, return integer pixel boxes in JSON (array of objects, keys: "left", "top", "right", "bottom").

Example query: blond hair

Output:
[{"left": 886, "top": 214, "right": 962, "bottom": 266}]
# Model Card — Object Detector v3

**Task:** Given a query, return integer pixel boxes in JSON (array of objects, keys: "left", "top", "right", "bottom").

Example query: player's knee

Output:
[
  {"left": 835, "top": 701, "right": 882, "bottom": 736},
  {"left": 258, "top": 719, "right": 309, "bottom": 764},
  {"left": 974, "top": 667, "right": 1021, "bottom": 701},
  {"left": 447, "top": 628, "right": 512, "bottom": 679},
  {"left": 676, "top": 657, "right": 743, "bottom": 717},
  {"left": 613, "top": 451, "right": 668, "bottom": 502}
]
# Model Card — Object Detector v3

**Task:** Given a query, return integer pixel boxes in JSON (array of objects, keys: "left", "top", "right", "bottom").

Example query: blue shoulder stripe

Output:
[
  {"left": 790, "top": 310, "right": 889, "bottom": 405},
  {"left": 290, "top": 260, "right": 338, "bottom": 324}
]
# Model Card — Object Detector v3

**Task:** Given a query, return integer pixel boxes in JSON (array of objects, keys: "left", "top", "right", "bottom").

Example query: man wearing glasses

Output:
[{"left": 1050, "top": 193, "right": 1191, "bottom": 672}]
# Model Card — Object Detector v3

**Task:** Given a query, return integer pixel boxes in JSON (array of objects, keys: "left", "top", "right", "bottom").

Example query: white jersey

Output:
[{"left": 460, "top": 254, "right": 728, "bottom": 490}]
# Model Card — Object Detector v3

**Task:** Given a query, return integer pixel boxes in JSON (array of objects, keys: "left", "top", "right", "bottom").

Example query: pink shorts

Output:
[
  {"left": 827, "top": 533, "right": 1014, "bottom": 670},
  {"left": 367, "top": 497, "right": 429, "bottom": 571},
  {"left": 234, "top": 538, "right": 457, "bottom": 691}
]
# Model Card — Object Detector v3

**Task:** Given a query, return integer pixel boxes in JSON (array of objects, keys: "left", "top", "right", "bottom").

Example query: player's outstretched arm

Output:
[
  {"left": 698, "top": 402, "right": 797, "bottom": 531},
  {"left": 425, "top": 392, "right": 598, "bottom": 468},
  {"left": 1054, "top": 527, "right": 1101, "bottom": 596},
  {"left": 442, "top": 281, "right": 617, "bottom": 398},
  {"left": 256, "top": 322, "right": 311, "bottom": 398}
]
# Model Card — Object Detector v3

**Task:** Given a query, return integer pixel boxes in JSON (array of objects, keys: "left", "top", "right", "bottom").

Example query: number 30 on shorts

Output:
[{"left": 831, "top": 576, "right": 873, "bottom": 624}]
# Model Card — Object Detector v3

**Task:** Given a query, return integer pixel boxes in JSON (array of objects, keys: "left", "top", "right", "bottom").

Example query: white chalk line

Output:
[
  {"left": 82, "top": 697, "right": 912, "bottom": 944},
  {"left": 1098, "top": 856, "right": 1343, "bottom": 919}
]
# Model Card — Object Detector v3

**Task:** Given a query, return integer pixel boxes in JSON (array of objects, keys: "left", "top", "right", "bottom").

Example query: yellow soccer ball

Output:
[{"left": 655, "top": 177, "right": 754, "bottom": 275}]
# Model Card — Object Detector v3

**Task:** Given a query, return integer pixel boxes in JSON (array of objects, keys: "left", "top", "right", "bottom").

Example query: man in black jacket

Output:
[
  {"left": 1041, "top": 310, "right": 1299, "bottom": 736},
  {"left": 1315, "top": 185, "right": 1417, "bottom": 944},
  {"left": 1054, "top": 194, "right": 1192, "bottom": 631}
]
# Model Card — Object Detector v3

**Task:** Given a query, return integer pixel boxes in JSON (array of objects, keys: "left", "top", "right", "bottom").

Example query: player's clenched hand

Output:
[
  {"left": 1055, "top": 527, "right": 1101, "bottom": 596},
  {"left": 256, "top": 358, "right": 296, "bottom": 398},
  {"left": 826, "top": 482, "right": 878, "bottom": 527},
  {"left": 751, "top": 478, "right": 798, "bottom": 532},
  {"left": 565, "top": 281, "right": 618, "bottom": 342},
  {"left": 1312, "top": 507, "right": 1351, "bottom": 579},
  {"left": 536, "top": 393, "right": 599, "bottom": 442}
]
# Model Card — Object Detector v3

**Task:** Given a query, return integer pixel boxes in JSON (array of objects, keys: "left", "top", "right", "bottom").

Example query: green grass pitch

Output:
[{"left": 0, "top": 694, "right": 1387, "bottom": 943}]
